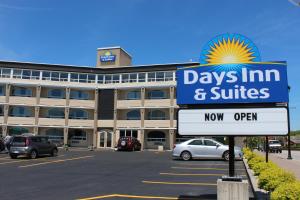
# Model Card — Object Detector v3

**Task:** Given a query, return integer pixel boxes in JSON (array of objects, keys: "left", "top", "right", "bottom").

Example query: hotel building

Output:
[{"left": 0, "top": 47, "right": 203, "bottom": 150}]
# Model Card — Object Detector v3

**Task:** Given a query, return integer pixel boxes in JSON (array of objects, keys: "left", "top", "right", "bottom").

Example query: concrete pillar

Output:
[
  {"left": 169, "top": 129, "right": 175, "bottom": 150},
  {"left": 112, "top": 89, "right": 118, "bottom": 148},
  {"left": 63, "top": 127, "right": 68, "bottom": 146},
  {"left": 93, "top": 89, "right": 99, "bottom": 148},
  {"left": 140, "top": 129, "right": 145, "bottom": 150},
  {"left": 115, "top": 129, "right": 120, "bottom": 145},
  {"left": 140, "top": 88, "right": 145, "bottom": 150},
  {"left": 2, "top": 125, "right": 7, "bottom": 136},
  {"left": 217, "top": 179, "right": 249, "bottom": 200},
  {"left": 34, "top": 106, "right": 39, "bottom": 135},
  {"left": 3, "top": 84, "right": 11, "bottom": 130},
  {"left": 36, "top": 85, "right": 41, "bottom": 105}
]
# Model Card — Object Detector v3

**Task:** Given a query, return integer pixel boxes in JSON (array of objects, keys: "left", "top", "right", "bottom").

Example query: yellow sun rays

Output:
[{"left": 206, "top": 38, "right": 255, "bottom": 64}]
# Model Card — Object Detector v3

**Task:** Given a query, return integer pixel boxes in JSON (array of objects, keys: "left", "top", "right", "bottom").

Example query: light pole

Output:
[{"left": 287, "top": 86, "right": 292, "bottom": 159}]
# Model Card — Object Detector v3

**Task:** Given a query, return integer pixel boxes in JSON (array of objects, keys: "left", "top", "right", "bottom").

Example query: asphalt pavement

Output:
[{"left": 0, "top": 149, "right": 253, "bottom": 200}]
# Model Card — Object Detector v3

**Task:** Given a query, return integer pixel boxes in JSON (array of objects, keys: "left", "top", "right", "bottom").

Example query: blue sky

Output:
[{"left": 0, "top": 0, "right": 299, "bottom": 130}]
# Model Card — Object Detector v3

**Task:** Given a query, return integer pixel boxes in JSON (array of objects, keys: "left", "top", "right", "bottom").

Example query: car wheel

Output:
[
  {"left": 10, "top": 154, "right": 17, "bottom": 159},
  {"left": 30, "top": 150, "right": 38, "bottom": 159},
  {"left": 181, "top": 151, "right": 192, "bottom": 161},
  {"left": 51, "top": 148, "right": 58, "bottom": 157},
  {"left": 223, "top": 151, "right": 229, "bottom": 161}
]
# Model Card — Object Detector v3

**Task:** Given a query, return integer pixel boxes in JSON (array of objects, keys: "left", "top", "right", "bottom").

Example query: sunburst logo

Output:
[{"left": 200, "top": 33, "right": 261, "bottom": 65}]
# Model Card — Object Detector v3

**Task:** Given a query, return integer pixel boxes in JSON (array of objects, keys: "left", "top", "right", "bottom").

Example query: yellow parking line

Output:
[
  {"left": 19, "top": 155, "right": 93, "bottom": 168},
  {"left": 176, "top": 163, "right": 243, "bottom": 166},
  {"left": 142, "top": 180, "right": 217, "bottom": 186},
  {"left": 0, "top": 155, "right": 65, "bottom": 166},
  {"left": 160, "top": 172, "right": 226, "bottom": 176},
  {"left": 171, "top": 166, "right": 244, "bottom": 171},
  {"left": 77, "top": 194, "right": 178, "bottom": 200},
  {"left": 159, "top": 172, "right": 247, "bottom": 177}
]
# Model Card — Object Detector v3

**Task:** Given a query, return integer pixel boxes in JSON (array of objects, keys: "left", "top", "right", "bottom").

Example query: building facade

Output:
[{"left": 0, "top": 47, "right": 202, "bottom": 150}]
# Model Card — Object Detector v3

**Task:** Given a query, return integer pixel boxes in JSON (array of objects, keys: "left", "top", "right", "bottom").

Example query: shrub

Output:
[
  {"left": 271, "top": 181, "right": 300, "bottom": 200},
  {"left": 252, "top": 161, "right": 276, "bottom": 176},
  {"left": 248, "top": 155, "right": 264, "bottom": 168},
  {"left": 243, "top": 148, "right": 255, "bottom": 160},
  {"left": 258, "top": 167, "right": 296, "bottom": 191}
]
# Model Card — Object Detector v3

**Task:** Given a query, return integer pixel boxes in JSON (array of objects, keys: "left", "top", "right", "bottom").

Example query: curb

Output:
[{"left": 243, "top": 158, "right": 270, "bottom": 200}]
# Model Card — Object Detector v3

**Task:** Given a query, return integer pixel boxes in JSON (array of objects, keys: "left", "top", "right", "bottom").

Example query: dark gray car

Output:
[{"left": 9, "top": 135, "right": 58, "bottom": 159}]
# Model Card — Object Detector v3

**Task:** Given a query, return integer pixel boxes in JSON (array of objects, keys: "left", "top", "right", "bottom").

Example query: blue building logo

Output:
[{"left": 100, "top": 51, "right": 116, "bottom": 62}]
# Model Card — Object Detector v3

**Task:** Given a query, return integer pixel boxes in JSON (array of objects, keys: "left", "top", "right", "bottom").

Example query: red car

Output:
[{"left": 117, "top": 137, "right": 141, "bottom": 151}]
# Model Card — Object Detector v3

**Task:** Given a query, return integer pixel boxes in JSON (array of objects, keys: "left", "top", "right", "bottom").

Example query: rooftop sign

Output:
[{"left": 100, "top": 51, "right": 116, "bottom": 62}]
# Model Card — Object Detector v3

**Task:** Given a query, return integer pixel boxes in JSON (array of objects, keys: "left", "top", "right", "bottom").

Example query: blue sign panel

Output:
[
  {"left": 100, "top": 55, "right": 116, "bottom": 62},
  {"left": 176, "top": 62, "right": 288, "bottom": 104},
  {"left": 100, "top": 51, "right": 116, "bottom": 62}
]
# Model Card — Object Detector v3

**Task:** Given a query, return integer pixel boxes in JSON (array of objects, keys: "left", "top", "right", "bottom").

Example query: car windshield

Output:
[{"left": 269, "top": 141, "right": 280, "bottom": 144}]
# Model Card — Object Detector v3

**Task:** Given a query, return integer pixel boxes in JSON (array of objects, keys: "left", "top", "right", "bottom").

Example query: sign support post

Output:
[
  {"left": 265, "top": 136, "right": 269, "bottom": 163},
  {"left": 228, "top": 136, "right": 235, "bottom": 177},
  {"left": 287, "top": 104, "right": 293, "bottom": 160}
]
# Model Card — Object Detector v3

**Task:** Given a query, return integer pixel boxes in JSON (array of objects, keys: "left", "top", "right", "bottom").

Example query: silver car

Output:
[{"left": 172, "top": 138, "right": 242, "bottom": 161}]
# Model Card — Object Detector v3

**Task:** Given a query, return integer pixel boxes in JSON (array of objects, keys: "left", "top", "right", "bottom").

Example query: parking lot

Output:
[{"left": 0, "top": 149, "right": 253, "bottom": 200}]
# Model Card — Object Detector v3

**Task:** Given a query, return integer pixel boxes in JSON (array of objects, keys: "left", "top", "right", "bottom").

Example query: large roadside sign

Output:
[
  {"left": 176, "top": 33, "right": 289, "bottom": 137},
  {"left": 178, "top": 108, "right": 288, "bottom": 136}
]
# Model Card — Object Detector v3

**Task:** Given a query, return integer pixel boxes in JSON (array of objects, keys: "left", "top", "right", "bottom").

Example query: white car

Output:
[{"left": 172, "top": 138, "right": 243, "bottom": 161}]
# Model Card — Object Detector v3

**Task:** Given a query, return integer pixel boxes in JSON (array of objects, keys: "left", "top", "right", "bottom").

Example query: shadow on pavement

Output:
[{"left": 178, "top": 194, "right": 217, "bottom": 200}]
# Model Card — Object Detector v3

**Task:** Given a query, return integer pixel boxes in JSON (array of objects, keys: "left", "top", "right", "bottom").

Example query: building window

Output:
[
  {"left": 13, "top": 69, "right": 22, "bottom": 79},
  {"left": 87, "top": 74, "right": 96, "bottom": 83},
  {"left": 68, "top": 129, "right": 87, "bottom": 141},
  {"left": 70, "top": 73, "right": 79, "bottom": 82},
  {"left": 31, "top": 70, "right": 40, "bottom": 80},
  {"left": 148, "top": 110, "right": 166, "bottom": 120},
  {"left": 126, "top": 90, "right": 141, "bottom": 100},
  {"left": 112, "top": 74, "right": 120, "bottom": 83},
  {"left": 122, "top": 73, "right": 137, "bottom": 83},
  {"left": 0, "top": 86, "right": 5, "bottom": 96},
  {"left": 79, "top": 74, "right": 87, "bottom": 83},
  {"left": 120, "top": 130, "right": 138, "bottom": 138},
  {"left": 11, "top": 87, "right": 33, "bottom": 97},
  {"left": 60, "top": 73, "right": 68, "bottom": 82},
  {"left": 9, "top": 106, "right": 32, "bottom": 117},
  {"left": 147, "top": 90, "right": 166, "bottom": 99},
  {"left": 42, "top": 71, "right": 51, "bottom": 80},
  {"left": 0, "top": 68, "right": 11, "bottom": 78},
  {"left": 147, "top": 131, "right": 166, "bottom": 142},
  {"left": 47, "top": 108, "right": 65, "bottom": 118},
  {"left": 148, "top": 72, "right": 156, "bottom": 82},
  {"left": 98, "top": 75, "right": 104, "bottom": 84},
  {"left": 8, "top": 127, "right": 29, "bottom": 136},
  {"left": 126, "top": 110, "right": 140, "bottom": 120},
  {"left": 45, "top": 128, "right": 64, "bottom": 146},
  {"left": 0, "top": 106, "right": 3, "bottom": 116},
  {"left": 138, "top": 73, "right": 146, "bottom": 82},
  {"left": 165, "top": 71, "right": 174, "bottom": 81},
  {"left": 105, "top": 75, "right": 112, "bottom": 84},
  {"left": 69, "top": 109, "right": 88, "bottom": 119},
  {"left": 48, "top": 89, "right": 65, "bottom": 99},
  {"left": 70, "top": 90, "right": 89, "bottom": 100}
]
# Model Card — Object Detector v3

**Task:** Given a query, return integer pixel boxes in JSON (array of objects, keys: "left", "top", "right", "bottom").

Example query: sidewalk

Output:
[{"left": 257, "top": 150, "right": 300, "bottom": 180}]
